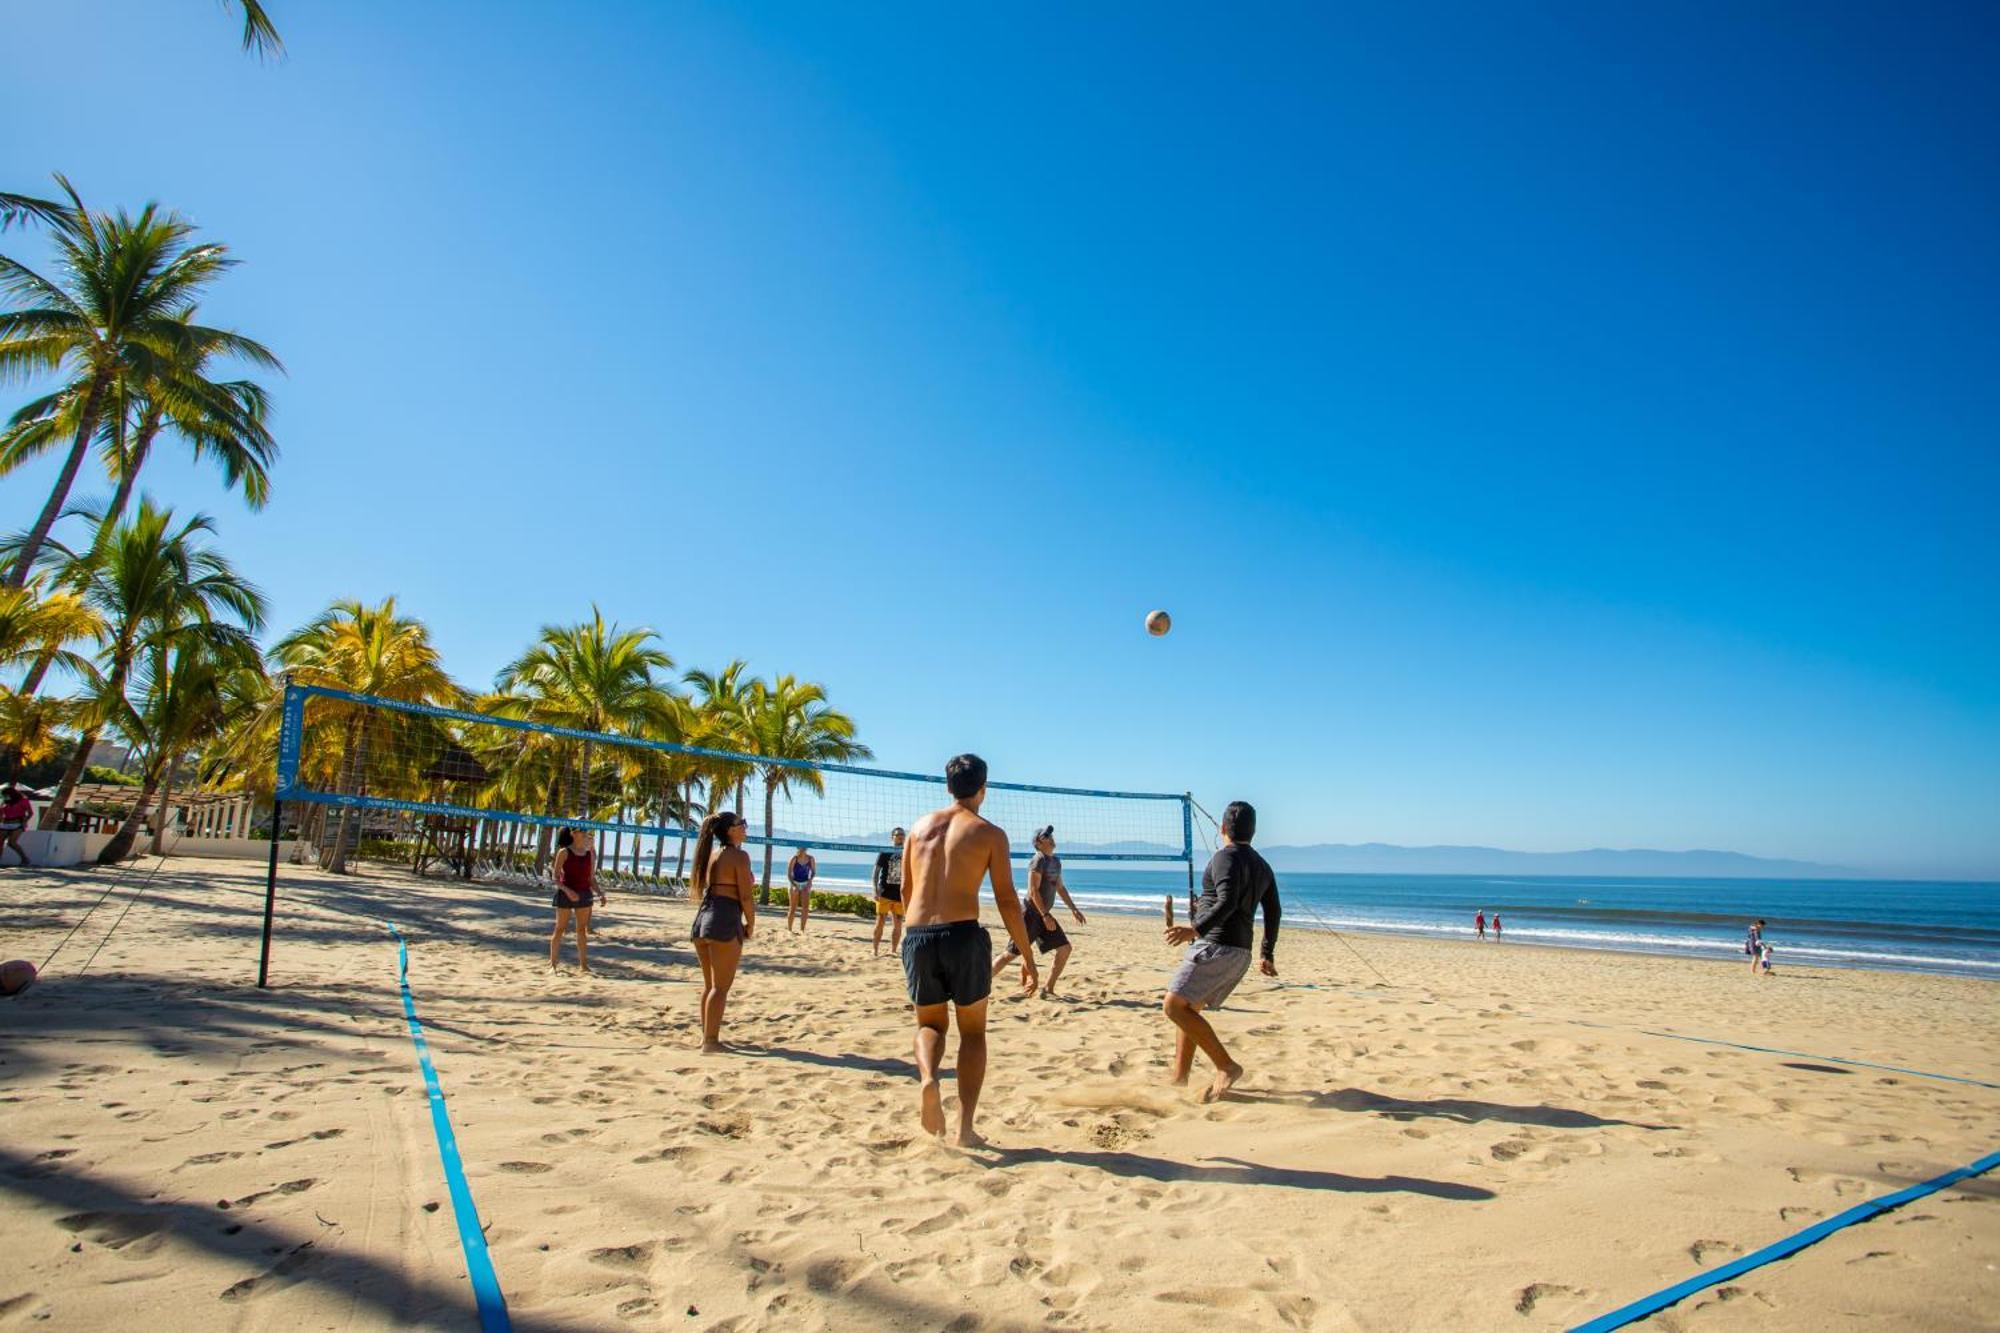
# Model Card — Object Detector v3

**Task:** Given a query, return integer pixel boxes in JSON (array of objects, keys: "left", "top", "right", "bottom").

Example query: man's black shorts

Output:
[
  {"left": 901, "top": 920, "right": 993, "bottom": 1007},
  {"left": 1003, "top": 905, "right": 1070, "bottom": 957}
]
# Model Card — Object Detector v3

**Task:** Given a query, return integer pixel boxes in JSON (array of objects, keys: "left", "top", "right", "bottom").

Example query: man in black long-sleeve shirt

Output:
[{"left": 1163, "top": 800, "right": 1279, "bottom": 1100}]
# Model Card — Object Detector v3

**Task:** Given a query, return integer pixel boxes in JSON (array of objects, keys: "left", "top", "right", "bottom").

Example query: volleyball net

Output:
[{"left": 269, "top": 684, "right": 1192, "bottom": 888}]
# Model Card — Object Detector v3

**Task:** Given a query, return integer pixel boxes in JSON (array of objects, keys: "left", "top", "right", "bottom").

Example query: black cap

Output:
[{"left": 1035, "top": 825, "right": 1054, "bottom": 842}]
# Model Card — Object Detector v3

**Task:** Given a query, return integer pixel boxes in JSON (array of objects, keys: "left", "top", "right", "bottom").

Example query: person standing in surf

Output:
[
  {"left": 1162, "top": 801, "right": 1280, "bottom": 1101},
  {"left": 690, "top": 811, "right": 755, "bottom": 1052},
  {"left": 900, "top": 755, "right": 1037, "bottom": 1147}
]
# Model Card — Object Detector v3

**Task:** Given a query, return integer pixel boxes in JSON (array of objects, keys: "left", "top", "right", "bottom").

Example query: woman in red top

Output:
[
  {"left": 1, "top": 786, "right": 33, "bottom": 868},
  {"left": 549, "top": 827, "right": 602, "bottom": 974}
]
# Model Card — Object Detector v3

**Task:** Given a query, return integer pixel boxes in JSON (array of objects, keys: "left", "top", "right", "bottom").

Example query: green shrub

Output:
[
  {"left": 806, "top": 891, "right": 875, "bottom": 917},
  {"left": 85, "top": 765, "right": 143, "bottom": 787}
]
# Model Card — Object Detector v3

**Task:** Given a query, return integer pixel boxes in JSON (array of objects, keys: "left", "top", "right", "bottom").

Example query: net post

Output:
[
  {"left": 257, "top": 798, "right": 282, "bottom": 988},
  {"left": 1184, "top": 794, "right": 1196, "bottom": 917},
  {"left": 259, "top": 676, "right": 300, "bottom": 990}
]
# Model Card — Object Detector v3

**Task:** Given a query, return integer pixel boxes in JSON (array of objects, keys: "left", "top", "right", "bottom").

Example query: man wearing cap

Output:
[
  {"left": 871, "top": 826, "right": 907, "bottom": 958},
  {"left": 993, "top": 824, "right": 1087, "bottom": 998}
]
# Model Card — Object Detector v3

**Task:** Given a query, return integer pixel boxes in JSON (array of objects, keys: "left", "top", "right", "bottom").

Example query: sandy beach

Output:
[{"left": 1, "top": 858, "right": 1994, "bottom": 1331}]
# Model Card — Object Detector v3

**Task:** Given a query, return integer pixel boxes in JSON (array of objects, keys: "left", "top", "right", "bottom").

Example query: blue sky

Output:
[{"left": 4, "top": 2, "right": 1996, "bottom": 876}]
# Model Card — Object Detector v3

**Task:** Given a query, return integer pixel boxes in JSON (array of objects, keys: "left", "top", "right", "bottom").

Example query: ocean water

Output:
[{"left": 1046, "top": 868, "right": 2000, "bottom": 980}]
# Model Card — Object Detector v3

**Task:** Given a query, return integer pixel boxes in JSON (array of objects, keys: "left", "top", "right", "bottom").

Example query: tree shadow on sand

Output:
[
  {"left": 1228, "top": 1086, "right": 1674, "bottom": 1131},
  {"left": 989, "top": 1147, "right": 1495, "bottom": 1200},
  {"left": 0, "top": 1145, "right": 561, "bottom": 1329}
]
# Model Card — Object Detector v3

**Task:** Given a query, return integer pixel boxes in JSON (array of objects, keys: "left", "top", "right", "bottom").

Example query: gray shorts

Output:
[{"left": 1167, "top": 941, "right": 1252, "bottom": 1008}]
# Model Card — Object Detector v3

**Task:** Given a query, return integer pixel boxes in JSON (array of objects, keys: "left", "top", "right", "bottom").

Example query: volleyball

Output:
[
  {"left": 0, "top": 960, "right": 36, "bottom": 996},
  {"left": 1145, "top": 609, "right": 1171, "bottom": 637}
]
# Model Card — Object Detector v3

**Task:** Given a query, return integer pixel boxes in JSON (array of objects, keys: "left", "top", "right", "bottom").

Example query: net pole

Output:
[
  {"left": 257, "top": 797, "right": 282, "bottom": 989},
  {"left": 1184, "top": 794, "right": 1197, "bottom": 917}
]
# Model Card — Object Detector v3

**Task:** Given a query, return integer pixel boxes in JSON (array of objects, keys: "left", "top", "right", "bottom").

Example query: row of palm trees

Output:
[
  {"left": 1, "top": 513, "right": 868, "bottom": 887},
  {"left": 2, "top": 173, "right": 866, "bottom": 886},
  {"left": 263, "top": 601, "right": 870, "bottom": 892}
]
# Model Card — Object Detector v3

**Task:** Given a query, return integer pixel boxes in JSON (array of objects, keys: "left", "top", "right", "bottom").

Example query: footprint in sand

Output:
[
  {"left": 497, "top": 1161, "right": 554, "bottom": 1174},
  {"left": 57, "top": 1211, "right": 170, "bottom": 1253},
  {"left": 1515, "top": 1282, "right": 1585, "bottom": 1315},
  {"left": 588, "top": 1241, "right": 657, "bottom": 1268},
  {"left": 1689, "top": 1239, "right": 1742, "bottom": 1265},
  {"left": 218, "top": 1241, "right": 319, "bottom": 1302}
]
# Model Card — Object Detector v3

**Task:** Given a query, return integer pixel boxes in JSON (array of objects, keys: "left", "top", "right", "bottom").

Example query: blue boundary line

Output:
[
  {"left": 1566, "top": 1019, "right": 2000, "bottom": 1090},
  {"left": 1570, "top": 1148, "right": 2000, "bottom": 1331},
  {"left": 384, "top": 922, "right": 511, "bottom": 1332}
]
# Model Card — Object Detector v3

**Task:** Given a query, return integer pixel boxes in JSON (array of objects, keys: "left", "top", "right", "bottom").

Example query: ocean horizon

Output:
[{"left": 631, "top": 858, "right": 2000, "bottom": 980}]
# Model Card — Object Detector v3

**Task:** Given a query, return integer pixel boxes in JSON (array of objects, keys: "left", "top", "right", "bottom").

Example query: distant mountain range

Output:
[
  {"left": 808, "top": 832, "right": 1856, "bottom": 878},
  {"left": 1249, "top": 842, "right": 1855, "bottom": 878}
]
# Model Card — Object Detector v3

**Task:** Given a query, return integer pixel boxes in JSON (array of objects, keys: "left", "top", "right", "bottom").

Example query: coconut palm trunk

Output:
[
  {"left": 148, "top": 754, "right": 183, "bottom": 854},
  {"left": 761, "top": 775, "right": 776, "bottom": 903},
  {"left": 97, "top": 757, "right": 166, "bottom": 864},
  {"left": 320, "top": 713, "right": 362, "bottom": 872},
  {"left": 7, "top": 380, "right": 108, "bottom": 590},
  {"left": 98, "top": 409, "right": 163, "bottom": 542}
]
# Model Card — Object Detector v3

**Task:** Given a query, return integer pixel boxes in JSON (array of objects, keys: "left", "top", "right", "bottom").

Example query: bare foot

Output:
[
  {"left": 1202, "top": 1061, "right": 1244, "bottom": 1103},
  {"left": 700, "top": 1039, "right": 723, "bottom": 1055},
  {"left": 952, "top": 1124, "right": 988, "bottom": 1149},
  {"left": 918, "top": 1078, "right": 945, "bottom": 1137},
  {"left": 1168, "top": 1074, "right": 1190, "bottom": 1088}
]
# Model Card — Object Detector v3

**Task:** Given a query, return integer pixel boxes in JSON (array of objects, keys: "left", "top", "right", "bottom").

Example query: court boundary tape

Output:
[
  {"left": 384, "top": 921, "right": 512, "bottom": 1331},
  {"left": 1570, "top": 1147, "right": 2000, "bottom": 1331}
]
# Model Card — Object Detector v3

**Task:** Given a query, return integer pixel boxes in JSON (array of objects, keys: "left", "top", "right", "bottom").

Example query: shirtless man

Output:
[
  {"left": 1163, "top": 800, "right": 1280, "bottom": 1101},
  {"left": 900, "top": 754, "right": 1037, "bottom": 1147}
]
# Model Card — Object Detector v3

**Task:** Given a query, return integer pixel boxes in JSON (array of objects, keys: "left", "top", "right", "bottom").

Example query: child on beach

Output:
[
  {"left": 1747, "top": 919, "right": 1766, "bottom": 975},
  {"left": 1475, "top": 910, "right": 1486, "bottom": 940}
]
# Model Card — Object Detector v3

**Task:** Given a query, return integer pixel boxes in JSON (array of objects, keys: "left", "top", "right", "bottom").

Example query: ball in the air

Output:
[
  {"left": 0, "top": 959, "right": 36, "bottom": 996},
  {"left": 1145, "top": 609, "right": 1172, "bottom": 637}
]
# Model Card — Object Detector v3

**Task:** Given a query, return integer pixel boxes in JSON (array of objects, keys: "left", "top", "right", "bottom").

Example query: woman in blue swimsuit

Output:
[{"left": 785, "top": 845, "right": 816, "bottom": 933}]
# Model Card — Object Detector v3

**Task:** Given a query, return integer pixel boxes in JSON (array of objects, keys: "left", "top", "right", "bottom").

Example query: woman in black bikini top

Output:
[{"left": 689, "top": 811, "right": 755, "bottom": 1053}]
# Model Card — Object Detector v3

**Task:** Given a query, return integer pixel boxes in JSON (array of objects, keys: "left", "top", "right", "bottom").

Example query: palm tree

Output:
[
  {"left": 683, "top": 658, "right": 756, "bottom": 821},
  {"left": 2, "top": 308, "right": 279, "bottom": 539},
  {"left": 226, "top": 1, "right": 284, "bottom": 56},
  {"left": 272, "top": 597, "right": 460, "bottom": 873},
  {"left": 95, "top": 630, "right": 265, "bottom": 863},
  {"left": 739, "top": 675, "right": 871, "bottom": 899},
  {"left": 0, "top": 582, "right": 99, "bottom": 685},
  {"left": 0, "top": 176, "right": 278, "bottom": 586},
  {"left": 488, "top": 608, "right": 678, "bottom": 872},
  {"left": 0, "top": 690, "right": 71, "bottom": 781},
  {"left": 36, "top": 499, "right": 265, "bottom": 832}
]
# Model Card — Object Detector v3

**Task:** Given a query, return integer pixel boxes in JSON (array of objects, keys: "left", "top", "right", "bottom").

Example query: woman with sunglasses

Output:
[{"left": 689, "top": 810, "right": 755, "bottom": 1052}]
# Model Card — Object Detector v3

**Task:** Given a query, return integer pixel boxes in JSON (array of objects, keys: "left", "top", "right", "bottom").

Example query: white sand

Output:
[{"left": 1, "top": 858, "right": 1994, "bottom": 1330}]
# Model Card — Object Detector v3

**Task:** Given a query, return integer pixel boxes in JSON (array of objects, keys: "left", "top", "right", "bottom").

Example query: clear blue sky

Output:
[{"left": 4, "top": 2, "right": 1996, "bottom": 877}]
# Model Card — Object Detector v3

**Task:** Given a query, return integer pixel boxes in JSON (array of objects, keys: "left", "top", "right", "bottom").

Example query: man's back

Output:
[{"left": 903, "top": 805, "right": 1003, "bottom": 926}]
